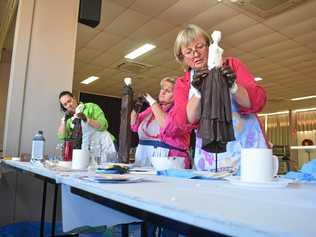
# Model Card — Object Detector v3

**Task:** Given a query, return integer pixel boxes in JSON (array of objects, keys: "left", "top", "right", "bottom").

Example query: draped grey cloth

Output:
[{"left": 195, "top": 67, "right": 235, "bottom": 153}]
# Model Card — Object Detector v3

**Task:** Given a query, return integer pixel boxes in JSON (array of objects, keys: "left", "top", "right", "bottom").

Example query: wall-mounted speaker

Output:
[{"left": 78, "top": 0, "right": 102, "bottom": 28}]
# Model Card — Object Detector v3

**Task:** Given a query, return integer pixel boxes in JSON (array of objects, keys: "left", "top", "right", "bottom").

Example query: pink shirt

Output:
[
  {"left": 174, "top": 57, "right": 267, "bottom": 116},
  {"left": 131, "top": 104, "right": 193, "bottom": 168}
]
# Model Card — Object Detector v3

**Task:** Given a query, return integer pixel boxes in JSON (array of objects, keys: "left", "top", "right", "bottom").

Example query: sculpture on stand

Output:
[{"left": 118, "top": 78, "right": 133, "bottom": 163}]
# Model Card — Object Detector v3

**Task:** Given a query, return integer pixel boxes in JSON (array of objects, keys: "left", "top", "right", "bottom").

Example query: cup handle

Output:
[{"left": 272, "top": 155, "right": 279, "bottom": 177}]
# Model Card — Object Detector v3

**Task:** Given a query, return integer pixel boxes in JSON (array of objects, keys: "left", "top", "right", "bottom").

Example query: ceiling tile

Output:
[
  {"left": 128, "top": 19, "right": 174, "bottom": 41},
  {"left": 105, "top": 9, "right": 150, "bottom": 37},
  {"left": 213, "top": 14, "right": 257, "bottom": 37},
  {"left": 225, "top": 24, "right": 274, "bottom": 46},
  {"left": 130, "top": 0, "right": 179, "bottom": 17},
  {"left": 157, "top": 0, "right": 218, "bottom": 26},
  {"left": 189, "top": 4, "right": 239, "bottom": 30},
  {"left": 237, "top": 33, "right": 288, "bottom": 52},
  {"left": 84, "top": 31, "right": 123, "bottom": 51},
  {"left": 263, "top": 0, "right": 316, "bottom": 30}
]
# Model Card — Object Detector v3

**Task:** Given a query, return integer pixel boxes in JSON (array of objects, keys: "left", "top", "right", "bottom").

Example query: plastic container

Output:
[{"left": 31, "top": 130, "right": 45, "bottom": 163}]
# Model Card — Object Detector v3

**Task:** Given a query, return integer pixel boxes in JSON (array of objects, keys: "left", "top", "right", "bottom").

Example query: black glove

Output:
[
  {"left": 64, "top": 111, "right": 73, "bottom": 121},
  {"left": 133, "top": 96, "right": 146, "bottom": 113},
  {"left": 77, "top": 112, "right": 87, "bottom": 122},
  {"left": 220, "top": 63, "right": 236, "bottom": 88},
  {"left": 192, "top": 69, "right": 209, "bottom": 91}
]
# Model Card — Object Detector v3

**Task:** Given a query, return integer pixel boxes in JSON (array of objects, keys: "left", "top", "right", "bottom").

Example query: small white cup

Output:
[
  {"left": 241, "top": 148, "right": 279, "bottom": 183},
  {"left": 72, "top": 149, "right": 89, "bottom": 170}
]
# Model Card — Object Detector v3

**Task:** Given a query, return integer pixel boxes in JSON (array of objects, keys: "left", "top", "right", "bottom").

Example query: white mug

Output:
[
  {"left": 240, "top": 148, "right": 279, "bottom": 183},
  {"left": 72, "top": 149, "right": 89, "bottom": 170}
]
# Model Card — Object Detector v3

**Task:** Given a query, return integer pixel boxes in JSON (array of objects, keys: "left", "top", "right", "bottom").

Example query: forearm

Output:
[
  {"left": 186, "top": 96, "right": 201, "bottom": 124},
  {"left": 151, "top": 103, "right": 167, "bottom": 127},
  {"left": 233, "top": 85, "right": 251, "bottom": 108},
  {"left": 130, "top": 110, "right": 138, "bottom": 126},
  {"left": 86, "top": 118, "right": 102, "bottom": 129},
  {"left": 58, "top": 120, "right": 66, "bottom": 136}
]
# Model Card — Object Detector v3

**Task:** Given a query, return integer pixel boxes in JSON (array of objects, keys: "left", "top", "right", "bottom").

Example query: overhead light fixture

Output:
[
  {"left": 125, "top": 43, "right": 156, "bottom": 59},
  {"left": 81, "top": 76, "right": 99, "bottom": 85},
  {"left": 258, "top": 111, "right": 289, "bottom": 116},
  {"left": 254, "top": 77, "right": 263, "bottom": 82},
  {"left": 294, "top": 107, "right": 316, "bottom": 112},
  {"left": 290, "top": 95, "right": 316, "bottom": 101}
]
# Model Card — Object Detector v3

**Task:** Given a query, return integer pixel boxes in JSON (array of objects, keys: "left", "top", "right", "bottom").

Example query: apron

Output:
[
  {"left": 135, "top": 113, "right": 169, "bottom": 167},
  {"left": 194, "top": 99, "right": 268, "bottom": 172},
  {"left": 81, "top": 121, "right": 118, "bottom": 164}
]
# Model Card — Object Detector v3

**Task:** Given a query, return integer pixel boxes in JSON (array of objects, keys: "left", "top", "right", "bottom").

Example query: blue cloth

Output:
[
  {"left": 156, "top": 169, "right": 224, "bottom": 180},
  {"left": 284, "top": 159, "right": 316, "bottom": 181}
]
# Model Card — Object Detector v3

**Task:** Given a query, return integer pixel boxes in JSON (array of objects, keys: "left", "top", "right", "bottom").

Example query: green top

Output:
[{"left": 58, "top": 102, "right": 111, "bottom": 140}]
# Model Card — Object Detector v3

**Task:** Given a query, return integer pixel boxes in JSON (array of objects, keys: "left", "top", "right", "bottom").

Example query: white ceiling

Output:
[{"left": 2, "top": 0, "right": 316, "bottom": 113}]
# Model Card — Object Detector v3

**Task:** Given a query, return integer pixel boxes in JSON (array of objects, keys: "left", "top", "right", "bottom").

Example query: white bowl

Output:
[
  {"left": 57, "top": 161, "right": 72, "bottom": 168},
  {"left": 150, "top": 156, "right": 185, "bottom": 171}
]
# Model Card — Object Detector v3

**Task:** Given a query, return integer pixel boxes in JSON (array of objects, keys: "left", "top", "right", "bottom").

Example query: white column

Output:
[{"left": 3, "top": 0, "right": 79, "bottom": 156}]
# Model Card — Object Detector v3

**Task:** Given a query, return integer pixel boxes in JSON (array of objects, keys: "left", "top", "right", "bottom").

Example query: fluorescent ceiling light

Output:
[
  {"left": 294, "top": 107, "right": 316, "bottom": 112},
  {"left": 125, "top": 44, "right": 156, "bottom": 59},
  {"left": 258, "top": 111, "right": 289, "bottom": 116},
  {"left": 254, "top": 77, "right": 263, "bottom": 81},
  {"left": 290, "top": 95, "right": 316, "bottom": 101},
  {"left": 81, "top": 76, "right": 99, "bottom": 85}
]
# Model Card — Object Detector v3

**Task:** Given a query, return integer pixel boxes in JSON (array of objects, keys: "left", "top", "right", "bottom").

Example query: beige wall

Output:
[
  {"left": 4, "top": 0, "right": 79, "bottom": 156},
  {"left": 0, "top": 58, "right": 10, "bottom": 150}
]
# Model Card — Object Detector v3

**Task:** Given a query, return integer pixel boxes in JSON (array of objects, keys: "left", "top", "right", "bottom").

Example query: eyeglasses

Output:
[{"left": 182, "top": 43, "right": 208, "bottom": 58}]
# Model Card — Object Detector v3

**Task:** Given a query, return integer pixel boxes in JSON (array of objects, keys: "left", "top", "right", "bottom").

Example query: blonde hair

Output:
[
  {"left": 174, "top": 24, "right": 210, "bottom": 66},
  {"left": 160, "top": 77, "right": 176, "bottom": 87}
]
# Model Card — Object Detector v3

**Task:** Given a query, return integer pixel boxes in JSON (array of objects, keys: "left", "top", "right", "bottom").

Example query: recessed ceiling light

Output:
[
  {"left": 290, "top": 95, "right": 316, "bottom": 101},
  {"left": 254, "top": 77, "right": 263, "bottom": 81},
  {"left": 294, "top": 107, "right": 316, "bottom": 112},
  {"left": 81, "top": 76, "right": 99, "bottom": 85},
  {"left": 125, "top": 43, "right": 156, "bottom": 59},
  {"left": 258, "top": 111, "right": 289, "bottom": 116}
]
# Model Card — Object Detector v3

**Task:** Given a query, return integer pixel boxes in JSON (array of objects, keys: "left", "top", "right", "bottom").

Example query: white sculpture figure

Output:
[{"left": 208, "top": 30, "right": 223, "bottom": 70}]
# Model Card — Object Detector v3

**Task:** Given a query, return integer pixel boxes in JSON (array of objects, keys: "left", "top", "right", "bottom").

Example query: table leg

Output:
[
  {"left": 40, "top": 179, "right": 48, "bottom": 237},
  {"left": 121, "top": 224, "right": 128, "bottom": 237},
  {"left": 51, "top": 183, "right": 58, "bottom": 237},
  {"left": 141, "top": 222, "right": 147, "bottom": 237}
]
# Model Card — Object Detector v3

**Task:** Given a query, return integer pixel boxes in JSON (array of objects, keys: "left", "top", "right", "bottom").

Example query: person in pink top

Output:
[
  {"left": 130, "top": 77, "right": 191, "bottom": 168},
  {"left": 172, "top": 24, "right": 269, "bottom": 172}
]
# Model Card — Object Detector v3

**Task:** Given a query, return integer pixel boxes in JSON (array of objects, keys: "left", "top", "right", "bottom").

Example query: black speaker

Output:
[{"left": 78, "top": 0, "right": 102, "bottom": 28}]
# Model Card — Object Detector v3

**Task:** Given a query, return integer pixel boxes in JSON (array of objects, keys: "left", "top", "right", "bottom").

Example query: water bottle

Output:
[{"left": 31, "top": 130, "right": 45, "bottom": 164}]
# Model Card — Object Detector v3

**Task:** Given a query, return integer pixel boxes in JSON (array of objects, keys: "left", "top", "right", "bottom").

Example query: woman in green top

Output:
[
  {"left": 58, "top": 91, "right": 109, "bottom": 139},
  {"left": 58, "top": 91, "right": 117, "bottom": 162}
]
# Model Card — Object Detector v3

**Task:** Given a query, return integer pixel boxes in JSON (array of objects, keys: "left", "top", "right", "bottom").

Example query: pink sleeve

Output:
[
  {"left": 228, "top": 57, "right": 267, "bottom": 115},
  {"left": 130, "top": 108, "right": 152, "bottom": 132},
  {"left": 160, "top": 76, "right": 197, "bottom": 137}
]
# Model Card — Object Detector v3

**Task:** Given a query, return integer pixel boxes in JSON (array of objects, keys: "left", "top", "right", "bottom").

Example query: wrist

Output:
[
  {"left": 230, "top": 83, "right": 238, "bottom": 94},
  {"left": 191, "top": 87, "right": 201, "bottom": 99}
]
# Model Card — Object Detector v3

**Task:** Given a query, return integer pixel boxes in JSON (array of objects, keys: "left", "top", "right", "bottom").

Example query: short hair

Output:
[
  {"left": 174, "top": 24, "right": 210, "bottom": 66},
  {"left": 59, "top": 91, "right": 73, "bottom": 99},
  {"left": 160, "top": 77, "right": 176, "bottom": 87},
  {"left": 58, "top": 91, "right": 74, "bottom": 112}
]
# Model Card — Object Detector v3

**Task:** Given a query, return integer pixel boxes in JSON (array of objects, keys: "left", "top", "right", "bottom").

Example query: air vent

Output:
[
  {"left": 116, "top": 60, "right": 152, "bottom": 74},
  {"left": 229, "top": 0, "right": 308, "bottom": 18}
]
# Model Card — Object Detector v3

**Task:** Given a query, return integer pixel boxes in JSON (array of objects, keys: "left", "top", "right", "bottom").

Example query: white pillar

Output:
[{"left": 3, "top": 0, "right": 79, "bottom": 156}]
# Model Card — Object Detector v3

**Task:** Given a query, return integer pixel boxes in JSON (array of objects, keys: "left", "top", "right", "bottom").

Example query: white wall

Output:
[{"left": 4, "top": 0, "right": 79, "bottom": 156}]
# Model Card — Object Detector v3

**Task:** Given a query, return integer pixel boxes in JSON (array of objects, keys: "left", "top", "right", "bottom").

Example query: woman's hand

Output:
[
  {"left": 133, "top": 96, "right": 146, "bottom": 113},
  {"left": 77, "top": 112, "right": 87, "bottom": 122},
  {"left": 192, "top": 69, "right": 209, "bottom": 91},
  {"left": 220, "top": 64, "right": 236, "bottom": 89},
  {"left": 144, "top": 93, "right": 157, "bottom": 106}
]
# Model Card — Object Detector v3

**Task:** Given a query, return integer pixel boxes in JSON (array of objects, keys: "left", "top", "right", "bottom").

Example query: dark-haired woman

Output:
[{"left": 57, "top": 91, "right": 117, "bottom": 161}]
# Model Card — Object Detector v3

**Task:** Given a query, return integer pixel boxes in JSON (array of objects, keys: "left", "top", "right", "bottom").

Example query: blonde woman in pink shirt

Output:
[
  {"left": 130, "top": 77, "right": 192, "bottom": 168},
  {"left": 173, "top": 24, "right": 269, "bottom": 172}
]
